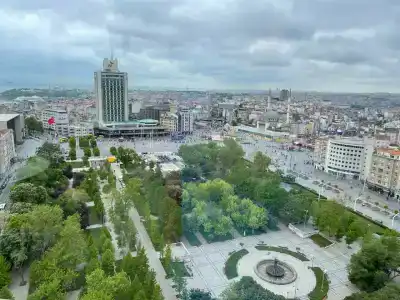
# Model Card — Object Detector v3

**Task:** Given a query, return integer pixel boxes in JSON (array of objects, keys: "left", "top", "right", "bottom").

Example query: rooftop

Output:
[
  {"left": 0, "top": 114, "right": 19, "bottom": 122},
  {"left": 376, "top": 148, "right": 400, "bottom": 156}
]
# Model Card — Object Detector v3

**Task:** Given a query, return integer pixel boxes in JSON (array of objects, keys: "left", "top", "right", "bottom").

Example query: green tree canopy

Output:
[{"left": 348, "top": 235, "right": 400, "bottom": 292}]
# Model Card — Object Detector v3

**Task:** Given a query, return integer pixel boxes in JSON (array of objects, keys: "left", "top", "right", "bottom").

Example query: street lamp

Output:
[
  {"left": 304, "top": 209, "right": 309, "bottom": 229},
  {"left": 310, "top": 255, "right": 315, "bottom": 267},
  {"left": 353, "top": 197, "right": 360, "bottom": 210},
  {"left": 391, "top": 212, "right": 399, "bottom": 229}
]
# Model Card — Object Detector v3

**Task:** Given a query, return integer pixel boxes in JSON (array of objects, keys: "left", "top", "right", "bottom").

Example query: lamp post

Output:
[
  {"left": 391, "top": 212, "right": 399, "bottom": 229},
  {"left": 304, "top": 209, "right": 309, "bottom": 229},
  {"left": 353, "top": 197, "right": 360, "bottom": 211}
]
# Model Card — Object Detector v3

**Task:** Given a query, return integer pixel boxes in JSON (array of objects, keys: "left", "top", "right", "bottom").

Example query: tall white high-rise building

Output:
[
  {"left": 94, "top": 58, "right": 128, "bottom": 125},
  {"left": 178, "top": 108, "right": 194, "bottom": 134}
]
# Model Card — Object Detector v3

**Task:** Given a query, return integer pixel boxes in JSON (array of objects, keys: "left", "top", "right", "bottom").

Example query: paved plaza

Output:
[{"left": 172, "top": 226, "right": 361, "bottom": 299}]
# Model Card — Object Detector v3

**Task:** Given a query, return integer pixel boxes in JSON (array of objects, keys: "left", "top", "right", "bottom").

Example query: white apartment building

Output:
[
  {"left": 160, "top": 112, "right": 178, "bottom": 132},
  {"left": 178, "top": 108, "right": 194, "bottom": 134},
  {"left": 313, "top": 137, "right": 329, "bottom": 170},
  {"left": 55, "top": 124, "right": 94, "bottom": 137},
  {"left": 41, "top": 109, "right": 69, "bottom": 130},
  {"left": 323, "top": 137, "right": 374, "bottom": 180},
  {"left": 0, "top": 129, "right": 15, "bottom": 175},
  {"left": 367, "top": 148, "right": 400, "bottom": 198},
  {"left": 94, "top": 58, "right": 128, "bottom": 125}
]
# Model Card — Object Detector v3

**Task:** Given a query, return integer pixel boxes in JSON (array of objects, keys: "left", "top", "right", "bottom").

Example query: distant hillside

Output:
[{"left": 0, "top": 88, "right": 89, "bottom": 100}]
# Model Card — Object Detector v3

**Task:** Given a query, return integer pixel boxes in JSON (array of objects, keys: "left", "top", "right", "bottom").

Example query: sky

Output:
[{"left": 1, "top": 0, "right": 400, "bottom": 92}]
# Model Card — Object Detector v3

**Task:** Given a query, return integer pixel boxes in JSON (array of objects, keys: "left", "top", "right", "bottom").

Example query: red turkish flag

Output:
[{"left": 48, "top": 116, "right": 55, "bottom": 125}]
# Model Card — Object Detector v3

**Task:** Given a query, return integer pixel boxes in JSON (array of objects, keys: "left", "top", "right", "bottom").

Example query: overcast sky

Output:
[{"left": 1, "top": 0, "right": 400, "bottom": 92}]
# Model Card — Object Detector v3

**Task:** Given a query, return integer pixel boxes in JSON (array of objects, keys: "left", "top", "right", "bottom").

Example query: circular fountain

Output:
[{"left": 254, "top": 258, "right": 297, "bottom": 285}]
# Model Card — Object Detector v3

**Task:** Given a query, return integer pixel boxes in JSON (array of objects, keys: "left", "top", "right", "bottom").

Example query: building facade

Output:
[
  {"left": 41, "top": 109, "right": 69, "bottom": 130},
  {"left": 313, "top": 137, "right": 329, "bottom": 170},
  {"left": 367, "top": 148, "right": 400, "bottom": 198},
  {"left": 0, "top": 114, "right": 24, "bottom": 144},
  {"left": 0, "top": 129, "right": 15, "bottom": 175},
  {"left": 94, "top": 58, "right": 128, "bottom": 125},
  {"left": 323, "top": 137, "right": 374, "bottom": 180},
  {"left": 55, "top": 124, "right": 94, "bottom": 137},
  {"left": 178, "top": 108, "right": 194, "bottom": 134},
  {"left": 160, "top": 112, "right": 178, "bottom": 132}
]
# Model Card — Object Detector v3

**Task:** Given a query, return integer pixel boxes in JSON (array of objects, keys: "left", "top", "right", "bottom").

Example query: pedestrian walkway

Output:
[{"left": 111, "top": 163, "right": 177, "bottom": 300}]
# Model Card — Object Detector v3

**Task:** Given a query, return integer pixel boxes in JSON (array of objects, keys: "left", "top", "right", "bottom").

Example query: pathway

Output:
[{"left": 111, "top": 163, "right": 177, "bottom": 300}]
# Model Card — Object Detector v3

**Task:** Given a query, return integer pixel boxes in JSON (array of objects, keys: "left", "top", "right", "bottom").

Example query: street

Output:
[
  {"left": 111, "top": 163, "right": 177, "bottom": 300},
  {"left": 0, "top": 138, "right": 44, "bottom": 204}
]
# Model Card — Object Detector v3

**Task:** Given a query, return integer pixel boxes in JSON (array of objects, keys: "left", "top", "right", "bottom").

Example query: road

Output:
[
  {"left": 111, "top": 163, "right": 177, "bottom": 300},
  {"left": 235, "top": 132, "right": 400, "bottom": 231},
  {"left": 0, "top": 138, "right": 45, "bottom": 204}
]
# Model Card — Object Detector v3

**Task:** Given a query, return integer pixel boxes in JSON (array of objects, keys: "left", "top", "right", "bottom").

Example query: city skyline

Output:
[{"left": 1, "top": 1, "right": 400, "bottom": 93}]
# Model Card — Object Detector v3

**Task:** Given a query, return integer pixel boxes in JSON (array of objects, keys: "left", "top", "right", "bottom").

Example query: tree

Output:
[
  {"left": 163, "top": 244, "right": 172, "bottom": 272},
  {"left": 93, "top": 147, "right": 100, "bottom": 156},
  {"left": 84, "top": 147, "right": 92, "bottom": 157},
  {"left": 69, "top": 137, "right": 76, "bottom": 149},
  {"left": 101, "top": 249, "right": 115, "bottom": 276},
  {"left": 24, "top": 205, "right": 64, "bottom": 257},
  {"left": 0, "top": 287, "right": 14, "bottom": 299},
  {"left": 69, "top": 149, "right": 77, "bottom": 160},
  {"left": 189, "top": 289, "right": 216, "bottom": 300},
  {"left": 57, "top": 189, "right": 90, "bottom": 228},
  {"left": 348, "top": 235, "right": 400, "bottom": 292},
  {"left": 9, "top": 183, "right": 48, "bottom": 204},
  {"left": 252, "top": 151, "right": 271, "bottom": 174},
  {"left": 25, "top": 116, "right": 43, "bottom": 134},
  {"left": 90, "top": 139, "right": 97, "bottom": 148},
  {"left": 36, "top": 142, "right": 64, "bottom": 166},
  {"left": 173, "top": 272, "right": 188, "bottom": 299},
  {"left": 0, "top": 256, "right": 10, "bottom": 289},
  {"left": 9, "top": 202, "right": 34, "bottom": 214},
  {"left": 84, "top": 268, "right": 130, "bottom": 300},
  {"left": 221, "top": 276, "right": 285, "bottom": 300},
  {"left": 344, "top": 283, "right": 400, "bottom": 300},
  {"left": 83, "top": 156, "right": 89, "bottom": 167},
  {"left": 28, "top": 278, "right": 64, "bottom": 300},
  {"left": 110, "top": 147, "right": 117, "bottom": 156}
]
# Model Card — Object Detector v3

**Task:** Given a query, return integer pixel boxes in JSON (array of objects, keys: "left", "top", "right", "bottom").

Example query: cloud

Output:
[{"left": 0, "top": 0, "right": 400, "bottom": 92}]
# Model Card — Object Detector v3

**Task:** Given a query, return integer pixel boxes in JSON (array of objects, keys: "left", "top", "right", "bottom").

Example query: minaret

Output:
[
  {"left": 286, "top": 89, "right": 291, "bottom": 124},
  {"left": 267, "top": 88, "right": 272, "bottom": 110}
]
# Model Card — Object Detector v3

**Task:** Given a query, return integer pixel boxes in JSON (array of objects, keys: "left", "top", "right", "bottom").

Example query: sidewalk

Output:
[
  {"left": 294, "top": 176, "right": 400, "bottom": 231},
  {"left": 110, "top": 163, "right": 177, "bottom": 300}
]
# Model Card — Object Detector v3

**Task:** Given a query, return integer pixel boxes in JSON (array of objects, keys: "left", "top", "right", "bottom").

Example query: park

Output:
[{"left": 0, "top": 136, "right": 398, "bottom": 300}]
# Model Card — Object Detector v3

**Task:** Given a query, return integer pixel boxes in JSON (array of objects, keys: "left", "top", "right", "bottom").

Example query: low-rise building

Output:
[
  {"left": 367, "top": 148, "right": 400, "bottom": 198},
  {"left": 160, "top": 112, "right": 178, "bottom": 132},
  {"left": 323, "top": 137, "right": 374, "bottom": 180},
  {"left": 56, "top": 123, "right": 94, "bottom": 137},
  {"left": 0, "top": 129, "right": 15, "bottom": 175},
  {"left": 41, "top": 109, "right": 69, "bottom": 130}
]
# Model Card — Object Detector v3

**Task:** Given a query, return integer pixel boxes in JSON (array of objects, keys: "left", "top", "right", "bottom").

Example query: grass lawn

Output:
[
  {"left": 308, "top": 267, "right": 329, "bottom": 300},
  {"left": 88, "top": 206, "right": 102, "bottom": 225},
  {"left": 165, "top": 261, "right": 191, "bottom": 278},
  {"left": 310, "top": 234, "right": 333, "bottom": 248},
  {"left": 69, "top": 160, "right": 85, "bottom": 168},
  {"left": 224, "top": 249, "right": 249, "bottom": 279},
  {"left": 200, "top": 227, "right": 233, "bottom": 243},
  {"left": 183, "top": 230, "right": 202, "bottom": 246},
  {"left": 255, "top": 245, "right": 309, "bottom": 262}
]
